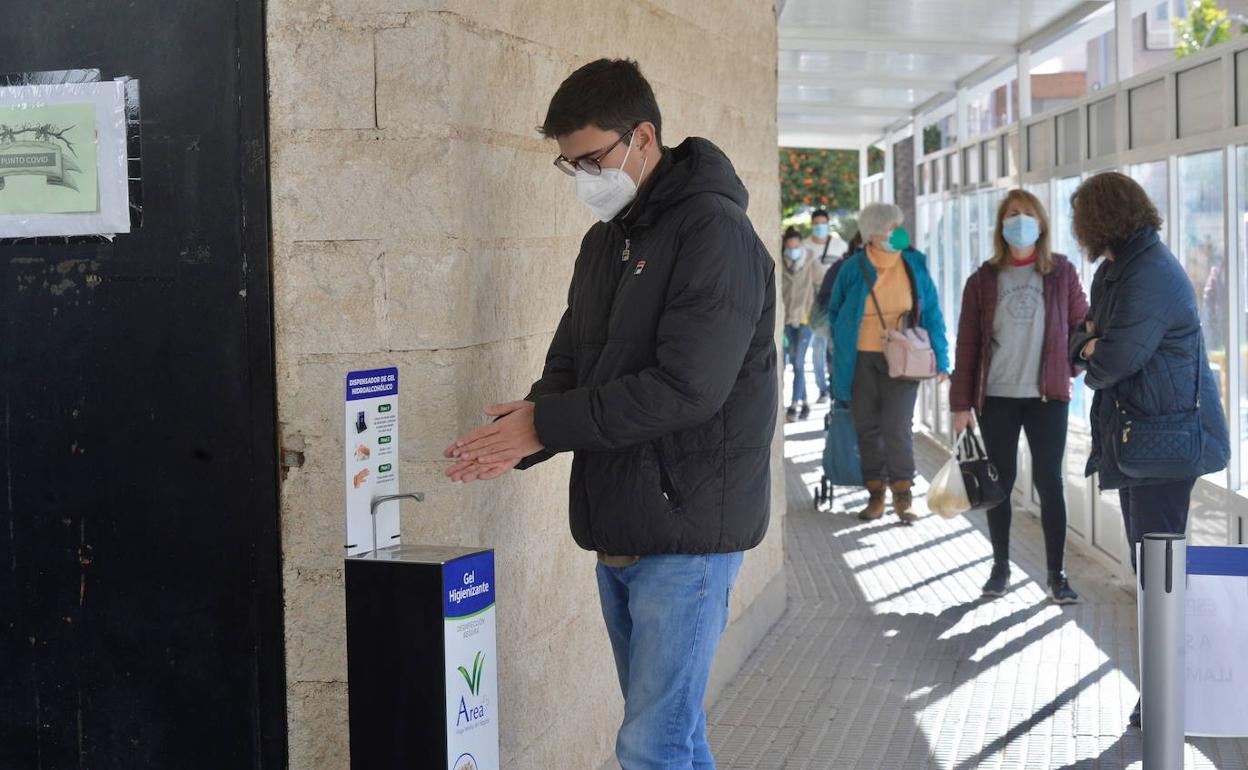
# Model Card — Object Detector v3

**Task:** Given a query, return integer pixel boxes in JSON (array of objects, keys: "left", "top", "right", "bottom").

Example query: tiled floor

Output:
[{"left": 705, "top": 409, "right": 1248, "bottom": 769}]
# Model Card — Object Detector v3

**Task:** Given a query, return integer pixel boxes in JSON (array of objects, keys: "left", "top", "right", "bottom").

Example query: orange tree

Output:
[{"left": 779, "top": 147, "right": 859, "bottom": 220}]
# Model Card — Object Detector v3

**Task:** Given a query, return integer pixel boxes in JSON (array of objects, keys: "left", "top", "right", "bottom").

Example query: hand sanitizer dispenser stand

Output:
[
  {"left": 346, "top": 545, "right": 499, "bottom": 770},
  {"left": 341, "top": 367, "right": 498, "bottom": 769}
]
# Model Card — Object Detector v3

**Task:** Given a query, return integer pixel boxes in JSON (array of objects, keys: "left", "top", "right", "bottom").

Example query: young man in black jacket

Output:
[{"left": 443, "top": 59, "right": 777, "bottom": 769}]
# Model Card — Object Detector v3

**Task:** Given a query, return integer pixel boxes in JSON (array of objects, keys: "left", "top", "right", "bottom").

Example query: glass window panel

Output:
[
  {"left": 980, "top": 190, "right": 1000, "bottom": 267},
  {"left": 1139, "top": 1, "right": 1182, "bottom": 53},
  {"left": 1052, "top": 177, "right": 1082, "bottom": 260},
  {"left": 1029, "top": 5, "right": 1116, "bottom": 115},
  {"left": 1177, "top": 60, "right": 1225, "bottom": 139},
  {"left": 968, "top": 74, "right": 1015, "bottom": 138},
  {"left": 930, "top": 196, "right": 947, "bottom": 435},
  {"left": 1129, "top": 160, "right": 1169, "bottom": 236},
  {"left": 964, "top": 147, "right": 979, "bottom": 187},
  {"left": 1005, "top": 133, "right": 1019, "bottom": 178},
  {"left": 922, "top": 113, "right": 959, "bottom": 155},
  {"left": 1177, "top": 150, "right": 1230, "bottom": 422},
  {"left": 967, "top": 191, "right": 981, "bottom": 284},
  {"left": 1027, "top": 181, "right": 1052, "bottom": 217},
  {"left": 1238, "top": 145, "right": 1248, "bottom": 486},
  {"left": 1053, "top": 175, "right": 1093, "bottom": 537},
  {"left": 950, "top": 197, "right": 963, "bottom": 332},
  {"left": 984, "top": 139, "right": 1000, "bottom": 182},
  {"left": 968, "top": 91, "right": 991, "bottom": 140},
  {"left": 948, "top": 152, "right": 960, "bottom": 188}
]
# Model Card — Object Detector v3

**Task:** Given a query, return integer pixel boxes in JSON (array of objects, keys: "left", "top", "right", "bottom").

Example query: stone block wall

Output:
[{"left": 267, "top": 3, "right": 782, "bottom": 767}]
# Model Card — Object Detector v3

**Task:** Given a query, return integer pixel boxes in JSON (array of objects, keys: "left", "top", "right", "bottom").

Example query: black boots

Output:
[{"left": 982, "top": 562, "right": 1010, "bottom": 597}]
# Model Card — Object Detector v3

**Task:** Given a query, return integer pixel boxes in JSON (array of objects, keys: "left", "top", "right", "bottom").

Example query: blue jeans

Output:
[
  {"left": 810, "top": 333, "right": 829, "bottom": 397},
  {"left": 597, "top": 552, "right": 744, "bottom": 770},
  {"left": 784, "top": 324, "right": 812, "bottom": 405}
]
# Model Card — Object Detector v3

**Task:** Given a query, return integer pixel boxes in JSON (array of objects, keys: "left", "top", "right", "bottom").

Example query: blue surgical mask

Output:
[
  {"left": 784, "top": 247, "right": 806, "bottom": 263},
  {"left": 812, "top": 223, "right": 830, "bottom": 239},
  {"left": 1002, "top": 214, "right": 1040, "bottom": 249}
]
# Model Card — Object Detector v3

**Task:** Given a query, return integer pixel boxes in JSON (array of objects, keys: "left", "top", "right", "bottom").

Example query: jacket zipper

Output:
[
  {"left": 1040, "top": 275, "right": 1049, "bottom": 402},
  {"left": 654, "top": 442, "right": 682, "bottom": 508},
  {"left": 977, "top": 276, "right": 990, "bottom": 412},
  {"left": 606, "top": 230, "right": 643, "bottom": 328}
]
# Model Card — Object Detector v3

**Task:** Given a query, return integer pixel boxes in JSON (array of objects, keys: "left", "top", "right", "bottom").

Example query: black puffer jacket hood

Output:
[
  {"left": 519, "top": 137, "right": 778, "bottom": 555},
  {"left": 637, "top": 137, "right": 749, "bottom": 216}
]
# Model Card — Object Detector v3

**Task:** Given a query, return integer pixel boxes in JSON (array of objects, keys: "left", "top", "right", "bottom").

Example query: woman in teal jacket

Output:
[{"left": 828, "top": 203, "right": 950, "bottom": 523}]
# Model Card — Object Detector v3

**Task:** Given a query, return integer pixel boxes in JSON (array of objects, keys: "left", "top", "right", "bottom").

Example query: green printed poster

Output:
[{"left": 0, "top": 102, "right": 98, "bottom": 215}]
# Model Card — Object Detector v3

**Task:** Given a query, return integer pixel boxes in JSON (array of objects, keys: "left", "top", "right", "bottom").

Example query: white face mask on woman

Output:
[
  {"left": 575, "top": 132, "right": 648, "bottom": 222},
  {"left": 784, "top": 247, "right": 807, "bottom": 266}
]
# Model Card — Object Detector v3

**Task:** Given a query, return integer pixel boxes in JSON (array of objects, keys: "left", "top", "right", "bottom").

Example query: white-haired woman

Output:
[{"left": 827, "top": 203, "right": 950, "bottom": 522}]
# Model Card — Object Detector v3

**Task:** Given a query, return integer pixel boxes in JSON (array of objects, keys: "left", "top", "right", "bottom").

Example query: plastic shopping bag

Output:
[{"left": 928, "top": 455, "right": 971, "bottom": 519}]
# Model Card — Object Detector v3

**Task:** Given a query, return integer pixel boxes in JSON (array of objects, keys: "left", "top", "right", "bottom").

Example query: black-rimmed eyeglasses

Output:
[{"left": 553, "top": 128, "right": 635, "bottom": 177}]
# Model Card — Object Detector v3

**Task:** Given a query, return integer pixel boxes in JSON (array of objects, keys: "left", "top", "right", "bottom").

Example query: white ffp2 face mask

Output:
[{"left": 575, "top": 132, "right": 647, "bottom": 222}]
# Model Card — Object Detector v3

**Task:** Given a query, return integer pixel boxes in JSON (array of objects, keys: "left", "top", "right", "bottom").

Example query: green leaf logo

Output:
[{"left": 457, "top": 651, "right": 485, "bottom": 696}]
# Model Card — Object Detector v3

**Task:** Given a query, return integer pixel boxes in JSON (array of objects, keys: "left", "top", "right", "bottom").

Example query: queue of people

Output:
[
  {"left": 781, "top": 208, "right": 846, "bottom": 421},
  {"left": 787, "top": 176, "right": 1229, "bottom": 622}
]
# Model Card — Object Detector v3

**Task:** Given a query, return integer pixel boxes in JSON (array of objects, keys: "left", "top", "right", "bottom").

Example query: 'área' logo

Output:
[{"left": 457, "top": 651, "right": 485, "bottom": 696}]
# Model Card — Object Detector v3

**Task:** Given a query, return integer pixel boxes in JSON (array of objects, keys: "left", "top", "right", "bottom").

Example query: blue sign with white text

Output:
[
  {"left": 443, "top": 551, "right": 495, "bottom": 620},
  {"left": 345, "top": 367, "right": 399, "bottom": 401}
]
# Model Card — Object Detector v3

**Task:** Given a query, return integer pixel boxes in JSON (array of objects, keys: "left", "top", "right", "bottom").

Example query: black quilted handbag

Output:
[
  {"left": 1112, "top": 338, "right": 1205, "bottom": 479},
  {"left": 958, "top": 427, "right": 1008, "bottom": 512}
]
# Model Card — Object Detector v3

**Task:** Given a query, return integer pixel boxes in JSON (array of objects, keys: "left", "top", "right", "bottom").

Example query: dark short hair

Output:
[
  {"left": 540, "top": 59, "right": 662, "bottom": 145},
  {"left": 844, "top": 231, "right": 863, "bottom": 257},
  {"left": 811, "top": 209, "right": 830, "bottom": 222},
  {"left": 1071, "top": 172, "right": 1162, "bottom": 258},
  {"left": 783, "top": 226, "right": 802, "bottom": 242}
]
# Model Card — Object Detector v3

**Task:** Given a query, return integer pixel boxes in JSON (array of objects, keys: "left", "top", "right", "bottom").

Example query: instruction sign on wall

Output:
[
  {"left": 443, "top": 550, "right": 499, "bottom": 770},
  {"left": 1185, "top": 545, "right": 1248, "bottom": 737},
  {"left": 344, "top": 367, "right": 400, "bottom": 557}
]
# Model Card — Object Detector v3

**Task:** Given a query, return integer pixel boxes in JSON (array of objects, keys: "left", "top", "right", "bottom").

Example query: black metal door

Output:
[{"left": 0, "top": 1, "right": 286, "bottom": 767}]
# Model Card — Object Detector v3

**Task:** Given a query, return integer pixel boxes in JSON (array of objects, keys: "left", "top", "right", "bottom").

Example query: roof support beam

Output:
[
  {"left": 777, "top": 129, "right": 873, "bottom": 150},
  {"left": 780, "top": 120, "right": 893, "bottom": 135},
  {"left": 957, "top": 54, "right": 1020, "bottom": 90},
  {"left": 779, "top": 28, "right": 1016, "bottom": 57},
  {"left": 1018, "top": 1, "right": 1113, "bottom": 53},
  {"left": 780, "top": 72, "right": 955, "bottom": 92},
  {"left": 779, "top": 102, "right": 916, "bottom": 118}
]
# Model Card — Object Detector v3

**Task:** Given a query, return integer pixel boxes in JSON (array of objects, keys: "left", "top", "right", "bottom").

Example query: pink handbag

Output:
[
  {"left": 862, "top": 257, "right": 937, "bottom": 381},
  {"left": 882, "top": 327, "right": 937, "bottom": 380}
]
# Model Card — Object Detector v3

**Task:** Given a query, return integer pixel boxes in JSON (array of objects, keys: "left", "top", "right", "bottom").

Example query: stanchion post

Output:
[{"left": 1140, "top": 532, "right": 1186, "bottom": 769}]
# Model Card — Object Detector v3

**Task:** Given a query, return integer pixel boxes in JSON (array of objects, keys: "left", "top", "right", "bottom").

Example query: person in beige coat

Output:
[{"left": 781, "top": 226, "right": 827, "bottom": 421}]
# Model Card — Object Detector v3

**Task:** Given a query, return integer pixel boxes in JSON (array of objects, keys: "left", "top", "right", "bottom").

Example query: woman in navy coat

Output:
[{"left": 1068, "top": 172, "right": 1230, "bottom": 728}]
